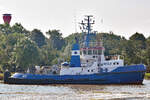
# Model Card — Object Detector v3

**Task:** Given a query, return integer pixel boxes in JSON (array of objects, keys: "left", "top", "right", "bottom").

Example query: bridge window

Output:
[
  {"left": 88, "top": 50, "right": 92, "bottom": 55},
  {"left": 93, "top": 50, "right": 97, "bottom": 55},
  {"left": 98, "top": 50, "right": 101, "bottom": 55},
  {"left": 83, "top": 50, "right": 86, "bottom": 55}
]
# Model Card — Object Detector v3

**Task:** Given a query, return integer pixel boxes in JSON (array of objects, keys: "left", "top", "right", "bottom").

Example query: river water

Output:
[{"left": 0, "top": 80, "right": 150, "bottom": 100}]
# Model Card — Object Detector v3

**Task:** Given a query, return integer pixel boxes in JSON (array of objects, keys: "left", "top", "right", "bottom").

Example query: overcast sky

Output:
[{"left": 0, "top": 0, "right": 150, "bottom": 38}]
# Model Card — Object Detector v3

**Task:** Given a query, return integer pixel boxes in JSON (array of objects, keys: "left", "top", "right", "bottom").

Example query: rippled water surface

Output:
[{"left": 0, "top": 80, "right": 150, "bottom": 100}]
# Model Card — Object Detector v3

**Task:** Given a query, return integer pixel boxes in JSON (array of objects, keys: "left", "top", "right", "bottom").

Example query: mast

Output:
[
  {"left": 80, "top": 15, "right": 105, "bottom": 57},
  {"left": 80, "top": 15, "right": 95, "bottom": 47}
]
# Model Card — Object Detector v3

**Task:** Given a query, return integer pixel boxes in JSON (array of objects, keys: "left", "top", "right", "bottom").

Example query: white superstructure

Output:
[
  {"left": 60, "top": 42, "right": 124, "bottom": 75},
  {"left": 60, "top": 15, "right": 124, "bottom": 75}
]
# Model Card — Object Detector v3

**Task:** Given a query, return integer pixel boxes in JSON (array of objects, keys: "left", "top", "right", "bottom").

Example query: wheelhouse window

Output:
[
  {"left": 98, "top": 50, "right": 102, "bottom": 55},
  {"left": 93, "top": 50, "right": 97, "bottom": 55},
  {"left": 88, "top": 50, "right": 92, "bottom": 55},
  {"left": 83, "top": 50, "right": 87, "bottom": 55}
]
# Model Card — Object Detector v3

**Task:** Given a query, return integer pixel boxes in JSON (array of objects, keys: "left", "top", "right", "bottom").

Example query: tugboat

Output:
[{"left": 4, "top": 15, "right": 146, "bottom": 85}]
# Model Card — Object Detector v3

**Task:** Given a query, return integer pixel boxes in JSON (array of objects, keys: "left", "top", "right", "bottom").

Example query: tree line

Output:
[{"left": 0, "top": 23, "right": 149, "bottom": 72}]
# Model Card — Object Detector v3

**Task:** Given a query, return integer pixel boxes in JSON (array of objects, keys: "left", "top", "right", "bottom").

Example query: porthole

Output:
[
  {"left": 88, "top": 70, "right": 90, "bottom": 72},
  {"left": 74, "top": 51, "right": 77, "bottom": 54}
]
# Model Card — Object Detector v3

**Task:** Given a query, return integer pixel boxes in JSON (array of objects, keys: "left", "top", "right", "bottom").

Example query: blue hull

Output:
[{"left": 5, "top": 64, "right": 146, "bottom": 85}]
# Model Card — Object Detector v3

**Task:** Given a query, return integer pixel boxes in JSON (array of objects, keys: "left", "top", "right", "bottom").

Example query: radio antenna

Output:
[{"left": 74, "top": 13, "right": 77, "bottom": 33}]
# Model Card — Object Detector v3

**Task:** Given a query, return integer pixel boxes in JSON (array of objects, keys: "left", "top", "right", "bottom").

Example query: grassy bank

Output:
[
  {"left": 145, "top": 73, "right": 150, "bottom": 79},
  {"left": 0, "top": 73, "right": 3, "bottom": 80}
]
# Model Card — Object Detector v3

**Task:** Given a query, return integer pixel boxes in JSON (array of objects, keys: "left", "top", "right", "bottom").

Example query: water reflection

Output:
[{"left": 0, "top": 80, "right": 150, "bottom": 100}]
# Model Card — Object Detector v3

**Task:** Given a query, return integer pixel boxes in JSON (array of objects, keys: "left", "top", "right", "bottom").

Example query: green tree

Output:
[
  {"left": 11, "top": 23, "right": 29, "bottom": 35},
  {"left": 0, "top": 34, "right": 10, "bottom": 71},
  {"left": 30, "top": 29, "right": 46, "bottom": 47},
  {"left": 126, "top": 32, "right": 146, "bottom": 64},
  {"left": 15, "top": 38, "right": 40, "bottom": 70},
  {"left": 129, "top": 32, "right": 146, "bottom": 49},
  {"left": 144, "top": 37, "right": 150, "bottom": 72},
  {"left": 0, "top": 23, "right": 12, "bottom": 34},
  {"left": 46, "top": 30, "right": 65, "bottom": 50},
  {"left": 130, "top": 32, "right": 146, "bottom": 42}
]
